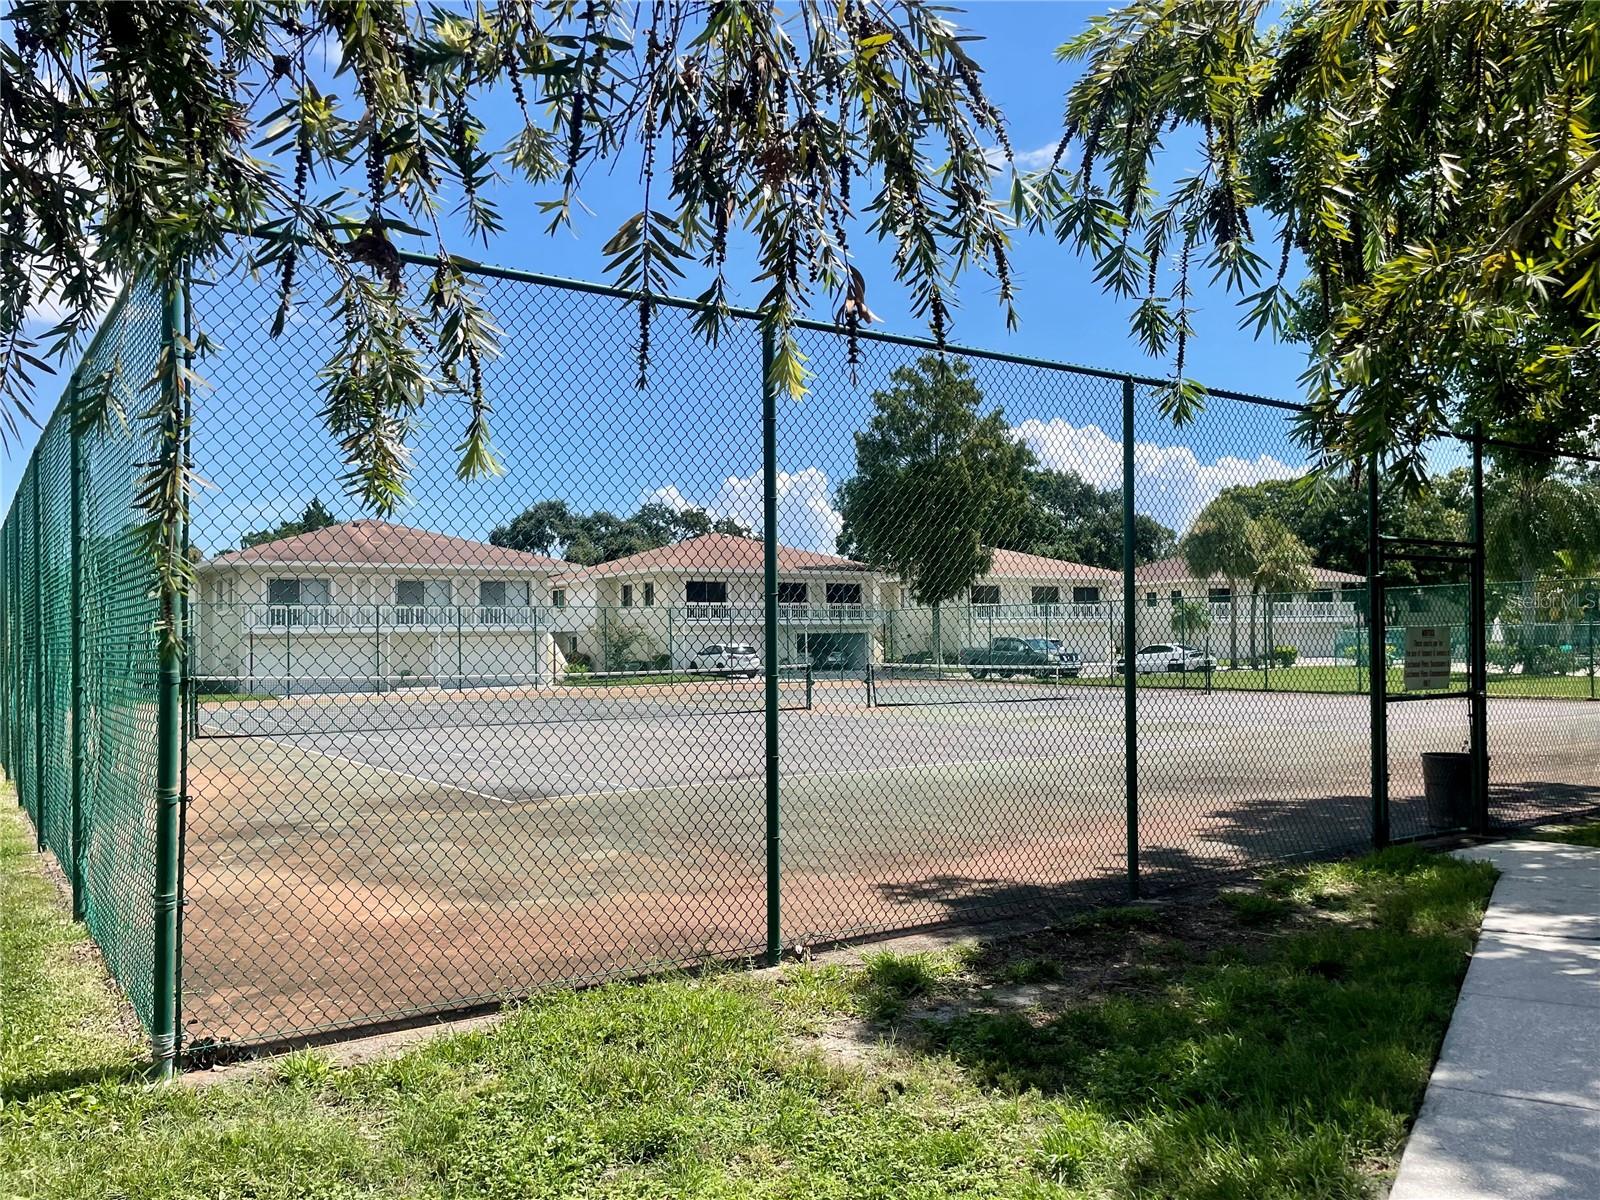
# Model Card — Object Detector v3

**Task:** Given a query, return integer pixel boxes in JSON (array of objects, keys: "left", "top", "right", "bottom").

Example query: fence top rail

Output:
[{"left": 235, "top": 227, "right": 1303, "bottom": 414}]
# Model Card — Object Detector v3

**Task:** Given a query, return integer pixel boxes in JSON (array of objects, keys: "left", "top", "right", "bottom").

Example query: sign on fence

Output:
[{"left": 1404, "top": 626, "right": 1452, "bottom": 691}]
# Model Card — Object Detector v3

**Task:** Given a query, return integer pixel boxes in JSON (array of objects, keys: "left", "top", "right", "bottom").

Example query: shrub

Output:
[
  {"left": 1271, "top": 644, "right": 1298, "bottom": 668},
  {"left": 1523, "top": 643, "right": 1577, "bottom": 676}
]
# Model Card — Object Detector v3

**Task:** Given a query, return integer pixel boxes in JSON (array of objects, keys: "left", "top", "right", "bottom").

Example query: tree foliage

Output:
[
  {"left": 836, "top": 354, "right": 1032, "bottom": 606},
  {"left": 1030, "top": 0, "right": 1600, "bottom": 479},
  {"left": 239, "top": 497, "right": 338, "bottom": 550},
  {"left": 5, "top": 0, "right": 1018, "bottom": 605},
  {"left": 1018, "top": 469, "right": 1176, "bottom": 569},
  {"left": 489, "top": 498, "right": 749, "bottom": 565}
]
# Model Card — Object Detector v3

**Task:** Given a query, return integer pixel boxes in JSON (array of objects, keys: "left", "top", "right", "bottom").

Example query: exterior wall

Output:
[{"left": 193, "top": 564, "right": 559, "bottom": 693}]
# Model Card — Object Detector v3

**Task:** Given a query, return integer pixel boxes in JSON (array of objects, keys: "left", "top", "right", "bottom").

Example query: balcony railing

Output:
[
  {"left": 681, "top": 602, "right": 870, "bottom": 624},
  {"left": 969, "top": 602, "right": 1110, "bottom": 621},
  {"left": 243, "top": 603, "right": 544, "bottom": 630},
  {"left": 1206, "top": 600, "right": 1357, "bottom": 621}
]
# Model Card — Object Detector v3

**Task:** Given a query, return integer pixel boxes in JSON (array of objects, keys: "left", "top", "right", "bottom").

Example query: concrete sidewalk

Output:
[{"left": 1390, "top": 839, "right": 1600, "bottom": 1200}]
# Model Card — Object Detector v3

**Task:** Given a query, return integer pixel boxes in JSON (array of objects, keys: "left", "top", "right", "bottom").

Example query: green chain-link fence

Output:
[
  {"left": 4, "top": 249, "right": 1598, "bottom": 1066},
  {"left": 3, "top": 277, "right": 169, "bottom": 1040}
]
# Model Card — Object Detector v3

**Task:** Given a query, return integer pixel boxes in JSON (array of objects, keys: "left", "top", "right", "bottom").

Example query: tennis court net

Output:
[
  {"left": 866, "top": 661, "right": 1088, "bottom": 708},
  {"left": 194, "top": 663, "right": 812, "bottom": 738}
]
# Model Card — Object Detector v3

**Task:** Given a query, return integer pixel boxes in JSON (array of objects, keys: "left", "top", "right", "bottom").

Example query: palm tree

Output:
[
  {"left": 1484, "top": 458, "right": 1600, "bottom": 628},
  {"left": 1181, "top": 498, "right": 1259, "bottom": 669},
  {"left": 1250, "top": 518, "right": 1316, "bottom": 666},
  {"left": 1170, "top": 597, "right": 1213, "bottom": 648}
]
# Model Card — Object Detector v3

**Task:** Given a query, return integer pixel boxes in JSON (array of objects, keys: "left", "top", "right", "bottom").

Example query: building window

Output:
[
  {"left": 1072, "top": 586, "right": 1101, "bottom": 604},
  {"left": 826, "top": 581, "right": 863, "bottom": 606},
  {"left": 551, "top": 588, "right": 566, "bottom": 609},
  {"left": 480, "top": 579, "right": 530, "bottom": 609},
  {"left": 1170, "top": 590, "right": 1183, "bottom": 605},
  {"left": 1208, "top": 587, "right": 1232, "bottom": 602},
  {"left": 685, "top": 580, "right": 728, "bottom": 604},
  {"left": 621, "top": 584, "right": 634, "bottom": 607},
  {"left": 395, "top": 579, "right": 451, "bottom": 608},
  {"left": 971, "top": 585, "right": 1001, "bottom": 606},
  {"left": 1030, "top": 586, "right": 1060, "bottom": 606},
  {"left": 266, "top": 577, "right": 330, "bottom": 607},
  {"left": 643, "top": 582, "right": 655, "bottom": 607},
  {"left": 1145, "top": 592, "right": 1158, "bottom": 608},
  {"left": 778, "top": 581, "right": 809, "bottom": 604},
  {"left": 1306, "top": 589, "right": 1334, "bottom": 603}
]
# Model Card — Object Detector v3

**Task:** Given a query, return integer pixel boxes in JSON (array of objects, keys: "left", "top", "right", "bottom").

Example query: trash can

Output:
[{"left": 1419, "top": 752, "right": 1481, "bottom": 828}]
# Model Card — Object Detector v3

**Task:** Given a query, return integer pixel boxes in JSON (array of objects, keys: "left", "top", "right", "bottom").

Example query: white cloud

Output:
[
  {"left": 1013, "top": 418, "right": 1304, "bottom": 532},
  {"left": 645, "top": 466, "right": 845, "bottom": 554},
  {"left": 985, "top": 141, "right": 1064, "bottom": 173}
]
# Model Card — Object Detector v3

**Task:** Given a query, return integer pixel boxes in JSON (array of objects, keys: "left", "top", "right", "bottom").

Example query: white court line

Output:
[{"left": 203, "top": 726, "right": 509, "bottom": 807}]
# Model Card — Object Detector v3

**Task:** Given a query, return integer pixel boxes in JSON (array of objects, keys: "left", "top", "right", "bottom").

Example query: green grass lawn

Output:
[
  {"left": 0, "top": 792, "right": 1497, "bottom": 1199},
  {"left": 1071, "top": 664, "right": 1599, "bottom": 699},
  {"left": 1531, "top": 818, "right": 1600, "bottom": 847}
]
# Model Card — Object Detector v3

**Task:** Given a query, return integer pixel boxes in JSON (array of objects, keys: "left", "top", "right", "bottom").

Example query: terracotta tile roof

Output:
[
  {"left": 982, "top": 547, "right": 1121, "bottom": 580},
  {"left": 565, "top": 533, "right": 870, "bottom": 579},
  {"left": 1132, "top": 556, "right": 1364, "bottom": 585},
  {"left": 203, "top": 520, "right": 565, "bottom": 572}
]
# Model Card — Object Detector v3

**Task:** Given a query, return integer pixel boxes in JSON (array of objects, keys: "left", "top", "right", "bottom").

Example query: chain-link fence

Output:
[{"left": 3, "top": 248, "right": 1598, "bottom": 1063}]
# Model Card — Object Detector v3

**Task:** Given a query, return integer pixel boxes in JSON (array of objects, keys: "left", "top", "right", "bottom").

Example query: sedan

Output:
[
  {"left": 1116, "top": 643, "right": 1215, "bottom": 674},
  {"left": 689, "top": 643, "right": 761, "bottom": 676}
]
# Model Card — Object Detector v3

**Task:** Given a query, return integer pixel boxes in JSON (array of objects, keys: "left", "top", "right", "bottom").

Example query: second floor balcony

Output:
[{"left": 239, "top": 603, "right": 545, "bottom": 631}]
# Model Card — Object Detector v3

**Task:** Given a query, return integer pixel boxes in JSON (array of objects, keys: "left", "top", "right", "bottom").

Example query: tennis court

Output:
[{"left": 181, "top": 676, "right": 1600, "bottom": 1044}]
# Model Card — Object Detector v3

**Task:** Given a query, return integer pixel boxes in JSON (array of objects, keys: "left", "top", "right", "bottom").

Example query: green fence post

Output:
[
  {"left": 1589, "top": 618, "right": 1594, "bottom": 701},
  {"left": 1368, "top": 462, "right": 1389, "bottom": 849},
  {"left": 761, "top": 325, "right": 782, "bottom": 965},
  {"left": 1469, "top": 430, "right": 1490, "bottom": 834},
  {"left": 151, "top": 273, "right": 186, "bottom": 1080},
  {"left": 1122, "top": 377, "right": 1139, "bottom": 899},
  {"left": 69, "top": 378, "right": 87, "bottom": 919}
]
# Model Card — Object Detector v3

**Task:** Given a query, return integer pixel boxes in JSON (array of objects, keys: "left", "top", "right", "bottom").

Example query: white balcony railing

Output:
[
  {"left": 246, "top": 603, "right": 543, "bottom": 630},
  {"left": 1206, "top": 600, "right": 1357, "bottom": 621},
  {"left": 681, "top": 602, "right": 870, "bottom": 624},
  {"left": 970, "top": 602, "right": 1110, "bottom": 621}
]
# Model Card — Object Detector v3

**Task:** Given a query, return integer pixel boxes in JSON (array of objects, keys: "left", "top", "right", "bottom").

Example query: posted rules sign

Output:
[{"left": 1404, "top": 626, "right": 1452, "bottom": 692}]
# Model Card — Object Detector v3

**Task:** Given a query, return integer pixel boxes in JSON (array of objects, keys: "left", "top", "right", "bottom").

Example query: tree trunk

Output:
[{"left": 1229, "top": 590, "right": 1239, "bottom": 669}]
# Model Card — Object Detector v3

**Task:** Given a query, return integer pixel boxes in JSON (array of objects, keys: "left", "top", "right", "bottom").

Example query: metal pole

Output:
[
  {"left": 374, "top": 603, "right": 383, "bottom": 694},
  {"left": 1368, "top": 461, "right": 1389, "bottom": 849},
  {"left": 761, "top": 326, "right": 782, "bottom": 965},
  {"left": 151, "top": 273, "right": 185, "bottom": 1079},
  {"left": 1122, "top": 377, "right": 1139, "bottom": 898},
  {"left": 69, "top": 382, "right": 87, "bottom": 918},
  {"left": 1469, "top": 431, "right": 1490, "bottom": 833}
]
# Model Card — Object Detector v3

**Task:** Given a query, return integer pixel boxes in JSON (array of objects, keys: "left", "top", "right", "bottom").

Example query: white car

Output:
[
  {"left": 689, "top": 643, "right": 760, "bottom": 676},
  {"left": 1118, "top": 643, "right": 1216, "bottom": 674}
]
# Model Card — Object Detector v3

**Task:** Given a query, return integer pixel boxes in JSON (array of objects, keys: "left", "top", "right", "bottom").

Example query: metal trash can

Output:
[{"left": 1420, "top": 751, "right": 1480, "bottom": 828}]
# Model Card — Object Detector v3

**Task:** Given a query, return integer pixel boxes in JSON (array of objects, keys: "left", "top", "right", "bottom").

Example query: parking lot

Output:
[{"left": 182, "top": 678, "right": 1600, "bottom": 1045}]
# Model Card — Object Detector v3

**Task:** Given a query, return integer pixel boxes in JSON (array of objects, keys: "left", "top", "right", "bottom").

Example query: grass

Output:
[
  {"left": 1530, "top": 818, "right": 1600, "bottom": 847},
  {"left": 0, "top": 798, "right": 140, "bottom": 1101},
  {"left": 1071, "top": 664, "right": 1599, "bottom": 699},
  {"left": 0, "top": 787, "right": 1498, "bottom": 1200}
]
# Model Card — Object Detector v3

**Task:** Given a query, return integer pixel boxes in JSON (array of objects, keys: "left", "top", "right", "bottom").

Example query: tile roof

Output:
[
  {"left": 982, "top": 547, "right": 1121, "bottom": 580},
  {"left": 565, "top": 532, "right": 871, "bottom": 578},
  {"left": 1132, "top": 555, "right": 1364, "bottom": 585},
  {"left": 203, "top": 520, "right": 565, "bottom": 571}
]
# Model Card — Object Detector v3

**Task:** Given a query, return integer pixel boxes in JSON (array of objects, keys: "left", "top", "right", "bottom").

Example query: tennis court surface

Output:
[{"left": 182, "top": 677, "right": 1600, "bottom": 1044}]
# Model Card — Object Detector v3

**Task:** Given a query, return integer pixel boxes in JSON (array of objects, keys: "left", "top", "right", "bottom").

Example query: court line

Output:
[{"left": 203, "top": 726, "right": 511, "bottom": 807}]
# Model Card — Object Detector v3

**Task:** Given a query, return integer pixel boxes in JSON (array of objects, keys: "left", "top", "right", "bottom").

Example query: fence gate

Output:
[{"left": 1368, "top": 447, "right": 1489, "bottom": 844}]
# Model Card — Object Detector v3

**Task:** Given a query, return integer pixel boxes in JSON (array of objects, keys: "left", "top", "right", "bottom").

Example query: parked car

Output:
[
  {"left": 1115, "top": 643, "right": 1216, "bottom": 674},
  {"left": 959, "top": 636, "right": 1082, "bottom": 679},
  {"left": 689, "top": 643, "right": 760, "bottom": 676},
  {"left": 810, "top": 648, "right": 852, "bottom": 671}
]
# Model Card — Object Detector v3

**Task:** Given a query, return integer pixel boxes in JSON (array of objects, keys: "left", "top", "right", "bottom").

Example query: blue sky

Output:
[{"left": 4, "top": 2, "right": 1319, "bottom": 548}]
